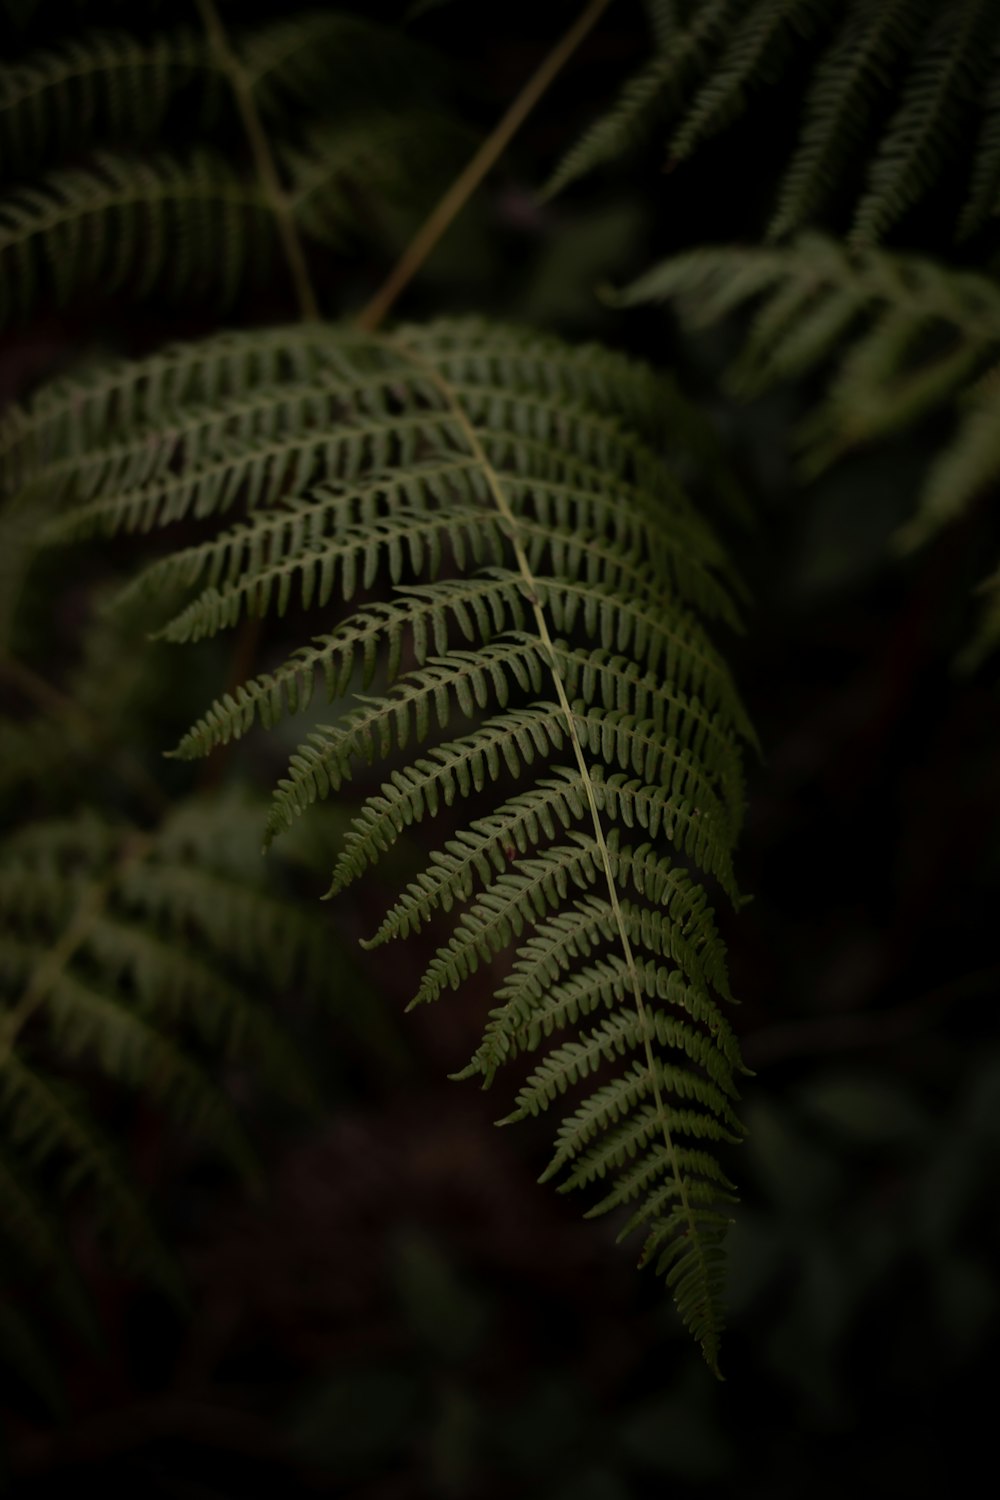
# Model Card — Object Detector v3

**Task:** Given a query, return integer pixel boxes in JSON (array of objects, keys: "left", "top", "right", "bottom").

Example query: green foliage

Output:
[
  {"left": 8, "top": 0, "right": 997, "bottom": 1414},
  {"left": 0, "top": 787, "right": 331, "bottom": 1407},
  {"left": 0, "top": 9, "right": 471, "bottom": 323},
  {"left": 616, "top": 235, "right": 1000, "bottom": 658},
  {"left": 544, "top": 0, "right": 735, "bottom": 200},
  {"left": 0, "top": 150, "right": 275, "bottom": 319},
  {"left": 8, "top": 317, "right": 752, "bottom": 1369},
  {"left": 547, "top": 0, "right": 1000, "bottom": 246},
  {"left": 0, "top": 500, "right": 347, "bottom": 1410}
]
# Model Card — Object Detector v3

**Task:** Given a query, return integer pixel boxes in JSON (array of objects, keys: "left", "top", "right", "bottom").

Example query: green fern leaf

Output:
[
  {"left": 24, "top": 317, "right": 752, "bottom": 1369},
  {"left": 959, "top": 38, "right": 1000, "bottom": 239},
  {"left": 0, "top": 27, "right": 216, "bottom": 173},
  {"left": 0, "top": 785, "right": 347, "bottom": 1386},
  {"left": 617, "top": 235, "right": 1000, "bottom": 655},
  {"left": 668, "top": 0, "right": 831, "bottom": 166},
  {"left": 543, "top": 0, "right": 735, "bottom": 196},
  {"left": 550, "top": 0, "right": 1000, "bottom": 244},
  {"left": 0, "top": 11, "right": 471, "bottom": 325},
  {"left": 0, "top": 150, "right": 273, "bottom": 324},
  {"left": 768, "top": 0, "right": 927, "bottom": 240},
  {"left": 852, "top": 0, "right": 999, "bottom": 244}
]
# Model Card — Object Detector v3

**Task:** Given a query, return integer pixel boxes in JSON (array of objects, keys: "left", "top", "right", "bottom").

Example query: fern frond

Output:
[
  {"left": 270, "top": 697, "right": 561, "bottom": 857},
  {"left": 549, "top": 0, "right": 1000, "bottom": 244},
  {"left": 543, "top": 0, "right": 735, "bottom": 196},
  {"left": 367, "top": 769, "right": 592, "bottom": 946},
  {"left": 42, "top": 964, "right": 253, "bottom": 1172},
  {"left": 31, "top": 317, "right": 751, "bottom": 1368},
  {"left": 852, "top": 0, "right": 999, "bottom": 245},
  {"left": 914, "top": 373, "right": 1000, "bottom": 546},
  {"left": 959, "top": 39, "right": 1000, "bottom": 239},
  {"left": 0, "top": 1049, "right": 181, "bottom": 1297},
  {"left": 153, "top": 498, "right": 507, "bottom": 642},
  {"left": 618, "top": 236, "right": 1000, "bottom": 657},
  {"left": 768, "top": 0, "right": 926, "bottom": 240},
  {"left": 0, "top": 10, "right": 452, "bottom": 175},
  {"left": 463, "top": 892, "right": 738, "bottom": 1091},
  {"left": 0, "top": 11, "right": 471, "bottom": 324},
  {"left": 0, "top": 27, "right": 215, "bottom": 173},
  {"left": 0, "top": 325, "right": 304, "bottom": 484},
  {"left": 287, "top": 111, "right": 476, "bottom": 251},
  {"left": 642, "top": 1, "right": 682, "bottom": 50},
  {"left": 0, "top": 150, "right": 273, "bottom": 324},
  {"left": 242, "top": 11, "right": 455, "bottom": 121},
  {"left": 0, "top": 788, "right": 343, "bottom": 1372},
  {"left": 1, "top": 323, "right": 372, "bottom": 507},
  {"left": 171, "top": 576, "right": 524, "bottom": 759},
  {"left": 668, "top": 0, "right": 831, "bottom": 166}
]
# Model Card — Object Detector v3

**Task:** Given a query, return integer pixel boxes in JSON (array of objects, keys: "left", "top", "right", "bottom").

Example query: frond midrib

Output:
[{"left": 384, "top": 329, "right": 726, "bottom": 1368}]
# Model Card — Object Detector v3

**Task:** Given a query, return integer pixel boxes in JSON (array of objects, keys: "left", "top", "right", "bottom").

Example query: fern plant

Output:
[
  {"left": 547, "top": 0, "right": 1000, "bottom": 247},
  {"left": 0, "top": 6, "right": 471, "bottom": 323},
  {"left": 10, "top": 0, "right": 997, "bottom": 1409},
  {"left": 0, "top": 753, "right": 339, "bottom": 1409},
  {"left": 1, "top": 0, "right": 995, "bottom": 1428},
  {"left": 0, "top": 462, "right": 343, "bottom": 1402},
  {"left": 614, "top": 236, "right": 1000, "bottom": 660},
  {"left": 0, "top": 0, "right": 757, "bottom": 1373},
  {"left": 3, "top": 313, "right": 753, "bottom": 1370},
  {"left": 543, "top": 2, "right": 1000, "bottom": 673}
]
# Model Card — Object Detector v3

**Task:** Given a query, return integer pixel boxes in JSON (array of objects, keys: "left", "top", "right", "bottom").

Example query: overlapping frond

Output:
[
  {"left": 242, "top": 12, "right": 455, "bottom": 122},
  {"left": 768, "top": 0, "right": 923, "bottom": 239},
  {"left": 667, "top": 0, "right": 832, "bottom": 167},
  {"left": 0, "top": 790, "right": 331, "bottom": 1401},
  {"left": 0, "top": 151, "right": 274, "bottom": 322},
  {"left": 0, "top": 26, "right": 212, "bottom": 174},
  {"left": 0, "top": 10, "right": 472, "bottom": 324},
  {"left": 617, "top": 235, "right": 1000, "bottom": 656},
  {"left": 852, "top": 0, "right": 998, "bottom": 245},
  {"left": 16, "top": 317, "right": 752, "bottom": 1367},
  {"left": 0, "top": 11, "right": 455, "bottom": 174},
  {"left": 546, "top": 0, "right": 1000, "bottom": 246},
  {"left": 544, "top": 0, "right": 734, "bottom": 198}
]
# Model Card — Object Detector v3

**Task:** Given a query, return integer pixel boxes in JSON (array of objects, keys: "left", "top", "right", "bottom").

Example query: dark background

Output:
[{"left": 1, "top": 1, "right": 998, "bottom": 1493}]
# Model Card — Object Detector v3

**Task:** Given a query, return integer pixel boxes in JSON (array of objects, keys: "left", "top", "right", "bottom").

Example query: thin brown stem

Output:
[
  {"left": 356, "top": 0, "right": 614, "bottom": 333},
  {"left": 195, "top": 0, "right": 319, "bottom": 320}
]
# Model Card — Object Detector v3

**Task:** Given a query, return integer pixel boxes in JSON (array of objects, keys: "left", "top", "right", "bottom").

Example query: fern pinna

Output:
[
  {"left": 5, "top": 318, "right": 753, "bottom": 1369},
  {"left": 549, "top": 0, "right": 1000, "bottom": 247}
]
